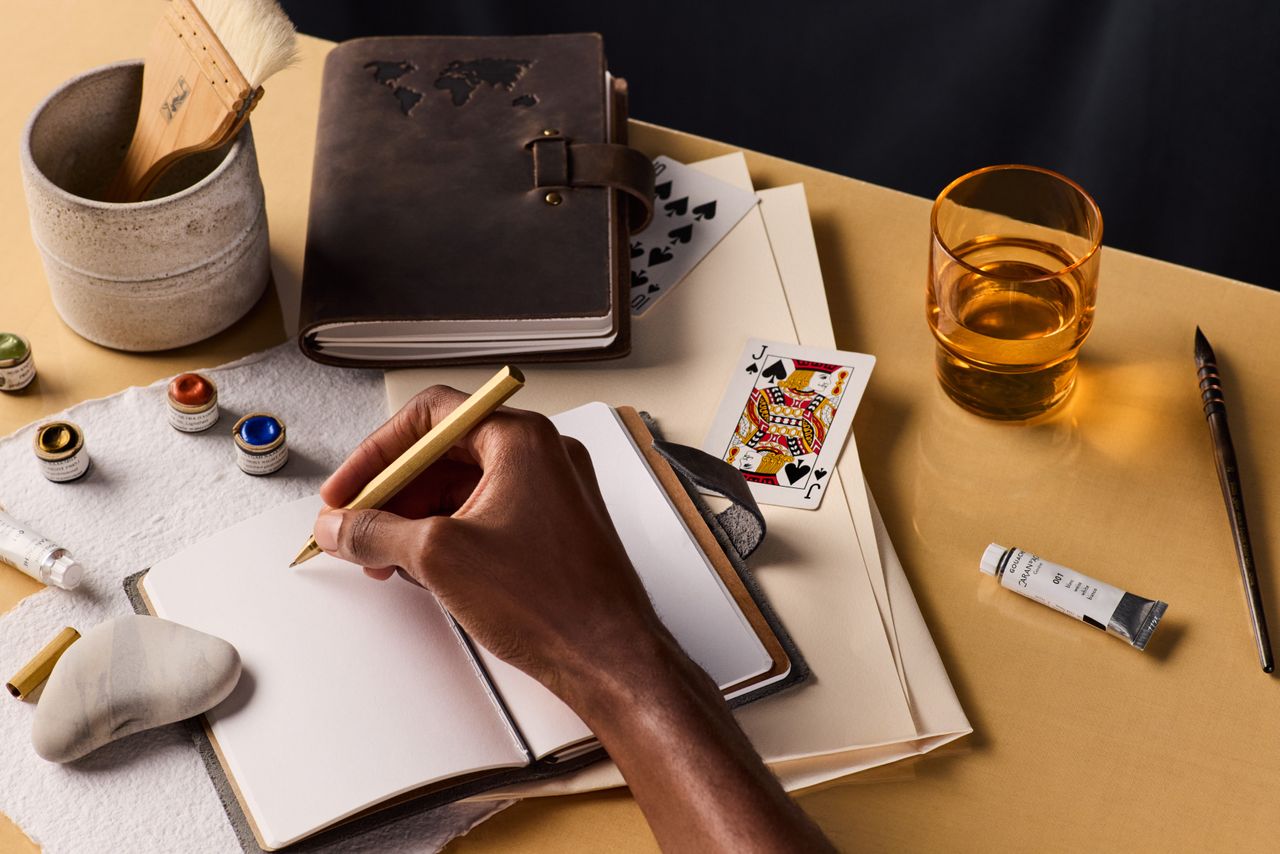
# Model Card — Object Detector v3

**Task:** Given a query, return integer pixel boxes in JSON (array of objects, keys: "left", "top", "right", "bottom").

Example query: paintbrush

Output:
[
  {"left": 1195, "top": 326, "right": 1274, "bottom": 673},
  {"left": 104, "top": 0, "right": 297, "bottom": 203}
]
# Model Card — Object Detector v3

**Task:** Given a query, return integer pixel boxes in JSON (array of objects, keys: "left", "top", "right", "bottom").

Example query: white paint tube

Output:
[
  {"left": 980, "top": 544, "right": 1167, "bottom": 651},
  {"left": 0, "top": 507, "right": 83, "bottom": 590}
]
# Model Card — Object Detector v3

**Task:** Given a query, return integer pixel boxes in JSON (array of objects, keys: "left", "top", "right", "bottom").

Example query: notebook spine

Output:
[{"left": 439, "top": 602, "right": 532, "bottom": 761}]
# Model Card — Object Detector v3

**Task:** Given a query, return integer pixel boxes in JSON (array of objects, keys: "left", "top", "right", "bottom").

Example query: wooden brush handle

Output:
[{"left": 105, "top": 0, "right": 256, "bottom": 203}]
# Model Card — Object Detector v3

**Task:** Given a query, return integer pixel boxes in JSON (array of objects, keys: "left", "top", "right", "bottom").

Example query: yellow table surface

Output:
[{"left": 4, "top": 2, "right": 1278, "bottom": 851}]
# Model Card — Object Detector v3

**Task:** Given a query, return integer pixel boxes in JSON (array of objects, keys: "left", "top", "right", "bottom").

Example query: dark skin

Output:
[{"left": 312, "top": 386, "right": 835, "bottom": 853}]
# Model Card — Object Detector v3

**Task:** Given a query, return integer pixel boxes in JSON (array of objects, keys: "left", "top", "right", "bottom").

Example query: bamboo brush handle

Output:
[{"left": 105, "top": 0, "right": 256, "bottom": 202}]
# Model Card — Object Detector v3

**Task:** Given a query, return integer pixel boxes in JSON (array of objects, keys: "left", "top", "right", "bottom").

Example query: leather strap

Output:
[
  {"left": 527, "top": 134, "right": 655, "bottom": 232},
  {"left": 651, "top": 440, "right": 767, "bottom": 559}
]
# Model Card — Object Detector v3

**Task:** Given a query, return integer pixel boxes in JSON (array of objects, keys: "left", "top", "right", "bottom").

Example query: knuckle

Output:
[
  {"left": 513, "top": 411, "right": 560, "bottom": 444},
  {"left": 409, "top": 385, "right": 462, "bottom": 426},
  {"left": 410, "top": 517, "right": 453, "bottom": 573},
  {"left": 355, "top": 433, "right": 390, "bottom": 467},
  {"left": 412, "top": 384, "right": 454, "bottom": 411},
  {"left": 416, "top": 516, "right": 448, "bottom": 549},
  {"left": 473, "top": 410, "right": 559, "bottom": 460},
  {"left": 561, "top": 436, "right": 591, "bottom": 467},
  {"left": 343, "top": 509, "right": 384, "bottom": 556}
]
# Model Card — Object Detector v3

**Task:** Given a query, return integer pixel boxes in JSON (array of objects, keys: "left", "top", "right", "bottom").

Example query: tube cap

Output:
[
  {"left": 47, "top": 555, "right": 83, "bottom": 590},
  {"left": 980, "top": 543, "right": 1008, "bottom": 576}
]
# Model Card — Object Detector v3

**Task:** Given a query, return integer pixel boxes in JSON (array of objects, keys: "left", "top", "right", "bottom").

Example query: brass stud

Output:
[
  {"left": 541, "top": 128, "right": 559, "bottom": 136},
  {"left": 544, "top": 191, "right": 563, "bottom": 206}
]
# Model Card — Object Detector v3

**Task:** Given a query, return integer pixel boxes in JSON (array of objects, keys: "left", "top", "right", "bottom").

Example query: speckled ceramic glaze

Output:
[{"left": 20, "top": 61, "right": 269, "bottom": 352}]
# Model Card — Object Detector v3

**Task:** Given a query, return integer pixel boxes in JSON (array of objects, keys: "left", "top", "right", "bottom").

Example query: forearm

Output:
[{"left": 564, "top": 631, "right": 834, "bottom": 853}]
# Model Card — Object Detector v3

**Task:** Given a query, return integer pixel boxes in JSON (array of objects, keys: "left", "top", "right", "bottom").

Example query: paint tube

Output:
[
  {"left": 980, "top": 544, "right": 1167, "bottom": 651},
  {"left": 0, "top": 506, "right": 83, "bottom": 590}
]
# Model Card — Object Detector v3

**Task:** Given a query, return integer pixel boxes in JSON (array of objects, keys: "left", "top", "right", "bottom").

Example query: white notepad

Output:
[{"left": 141, "top": 402, "right": 788, "bottom": 849}]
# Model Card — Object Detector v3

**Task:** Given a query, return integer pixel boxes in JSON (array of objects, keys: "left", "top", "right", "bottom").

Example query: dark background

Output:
[{"left": 281, "top": 0, "right": 1280, "bottom": 291}]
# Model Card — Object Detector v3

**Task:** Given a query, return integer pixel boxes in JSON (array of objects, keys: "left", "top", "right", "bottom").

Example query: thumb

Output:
[{"left": 313, "top": 508, "right": 419, "bottom": 569}]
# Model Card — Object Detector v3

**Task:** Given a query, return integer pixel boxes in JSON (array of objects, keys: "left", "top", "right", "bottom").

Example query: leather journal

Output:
[
  {"left": 297, "top": 35, "right": 655, "bottom": 368},
  {"left": 125, "top": 405, "right": 806, "bottom": 851}
]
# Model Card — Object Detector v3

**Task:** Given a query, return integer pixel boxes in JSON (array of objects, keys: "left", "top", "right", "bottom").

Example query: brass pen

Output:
[
  {"left": 1195, "top": 328, "right": 1273, "bottom": 673},
  {"left": 290, "top": 365, "right": 525, "bottom": 567}
]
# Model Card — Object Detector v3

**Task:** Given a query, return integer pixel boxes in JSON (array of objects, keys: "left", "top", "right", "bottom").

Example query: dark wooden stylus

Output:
[{"left": 1195, "top": 327, "right": 1274, "bottom": 673}]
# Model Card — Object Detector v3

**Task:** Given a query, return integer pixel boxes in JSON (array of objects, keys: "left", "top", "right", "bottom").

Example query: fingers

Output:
[
  {"left": 379, "top": 459, "right": 483, "bottom": 520},
  {"left": 314, "top": 507, "right": 424, "bottom": 570},
  {"left": 321, "top": 385, "right": 473, "bottom": 507},
  {"left": 320, "top": 385, "right": 597, "bottom": 548}
]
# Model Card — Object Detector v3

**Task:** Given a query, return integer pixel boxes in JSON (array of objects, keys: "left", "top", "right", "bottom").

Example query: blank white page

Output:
[
  {"left": 144, "top": 496, "right": 527, "bottom": 851},
  {"left": 475, "top": 403, "right": 774, "bottom": 759}
]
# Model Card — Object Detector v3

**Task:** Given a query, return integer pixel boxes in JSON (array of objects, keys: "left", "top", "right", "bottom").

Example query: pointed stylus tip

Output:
[{"left": 1194, "top": 326, "right": 1213, "bottom": 361}]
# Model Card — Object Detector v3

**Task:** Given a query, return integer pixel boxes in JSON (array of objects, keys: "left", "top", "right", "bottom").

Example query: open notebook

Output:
[{"left": 136, "top": 403, "right": 797, "bottom": 850}]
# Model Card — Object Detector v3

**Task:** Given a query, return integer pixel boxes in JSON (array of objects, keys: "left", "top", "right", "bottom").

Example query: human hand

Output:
[
  {"left": 312, "top": 386, "right": 672, "bottom": 703},
  {"left": 314, "top": 387, "right": 834, "bottom": 852}
]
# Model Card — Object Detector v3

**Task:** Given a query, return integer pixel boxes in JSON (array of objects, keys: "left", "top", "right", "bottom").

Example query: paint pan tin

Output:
[
  {"left": 0, "top": 332, "right": 36, "bottom": 391},
  {"left": 33, "top": 421, "right": 90, "bottom": 482},
  {"left": 167, "top": 372, "right": 219, "bottom": 432},
  {"left": 232, "top": 413, "right": 287, "bottom": 476}
]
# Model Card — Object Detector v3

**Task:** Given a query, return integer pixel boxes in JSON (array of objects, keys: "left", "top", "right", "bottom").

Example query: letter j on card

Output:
[{"left": 703, "top": 339, "right": 875, "bottom": 510}]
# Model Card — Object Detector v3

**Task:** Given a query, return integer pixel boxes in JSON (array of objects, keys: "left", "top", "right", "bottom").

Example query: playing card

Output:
[
  {"left": 703, "top": 338, "right": 875, "bottom": 510},
  {"left": 629, "top": 156, "right": 758, "bottom": 315}
]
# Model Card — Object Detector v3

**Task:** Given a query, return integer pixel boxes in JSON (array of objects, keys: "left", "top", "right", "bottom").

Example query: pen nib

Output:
[{"left": 289, "top": 539, "right": 322, "bottom": 568}]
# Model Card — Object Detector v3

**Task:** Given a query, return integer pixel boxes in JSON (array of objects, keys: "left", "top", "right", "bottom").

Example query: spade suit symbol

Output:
[
  {"left": 630, "top": 269, "right": 649, "bottom": 288},
  {"left": 669, "top": 224, "right": 693, "bottom": 244},
  {"left": 784, "top": 461, "right": 812, "bottom": 483},
  {"left": 762, "top": 360, "right": 787, "bottom": 383},
  {"left": 814, "top": 468, "right": 828, "bottom": 481},
  {"left": 746, "top": 363, "right": 759, "bottom": 374},
  {"left": 649, "top": 246, "right": 674, "bottom": 266},
  {"left": 664, "top": 197, "right": 689, "bottom": 217},
  {"left": 692, "top": 200, "right": 717, "bottom": 220},
  {"left": 655, "top": 180, "right": 673, "bottom": 200},
  {"left": 630, "top": 242, "right": 644, "bottom": 259}
]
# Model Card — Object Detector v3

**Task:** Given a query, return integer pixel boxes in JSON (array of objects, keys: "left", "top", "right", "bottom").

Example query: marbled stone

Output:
[{"left": 32, "top": 615, "right": 241, "bottom": 763}]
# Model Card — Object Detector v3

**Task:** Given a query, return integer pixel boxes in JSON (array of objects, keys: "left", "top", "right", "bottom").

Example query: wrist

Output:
[{"left": 552, "top": 622, "right": 710, "bottom": 730}]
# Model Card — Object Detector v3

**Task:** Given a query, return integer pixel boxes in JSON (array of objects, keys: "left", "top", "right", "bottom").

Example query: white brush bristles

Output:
[{"left": 193, "top": 0, "right": 299, "bottom": 87}]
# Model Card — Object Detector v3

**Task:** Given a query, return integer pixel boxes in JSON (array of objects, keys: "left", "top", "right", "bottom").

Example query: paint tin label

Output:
[
  {"left": 236, "top": 444, "right": 288, "bottom": 476},
  {"left": 168, "top": 403, "right": 220, "bottom": 433},
  {"left": 38, "top": 451, "right": 90, "bottom": 483},
  {"left": 0, "top": 358, "right": 36, "bottom": 391}
]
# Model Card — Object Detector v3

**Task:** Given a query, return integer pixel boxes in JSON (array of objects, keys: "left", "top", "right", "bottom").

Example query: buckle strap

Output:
[{"left": 526, "top": 133, "right": 655, "bottom": 232}]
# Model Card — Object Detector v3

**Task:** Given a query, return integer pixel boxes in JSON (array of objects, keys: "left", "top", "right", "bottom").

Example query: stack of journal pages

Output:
[{"left": 386, "top": 152, "right": 972, "bottom": 799}]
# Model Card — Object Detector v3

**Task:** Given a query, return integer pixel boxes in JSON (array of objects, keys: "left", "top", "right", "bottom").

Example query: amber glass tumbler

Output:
[{"left": 927, "top": 165, "right": 1102, "bottom": 420}]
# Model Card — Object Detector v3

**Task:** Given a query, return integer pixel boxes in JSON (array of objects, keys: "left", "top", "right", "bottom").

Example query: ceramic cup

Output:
[{"left": 20, "top": 61, "right": 270, "bottom": 352}]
